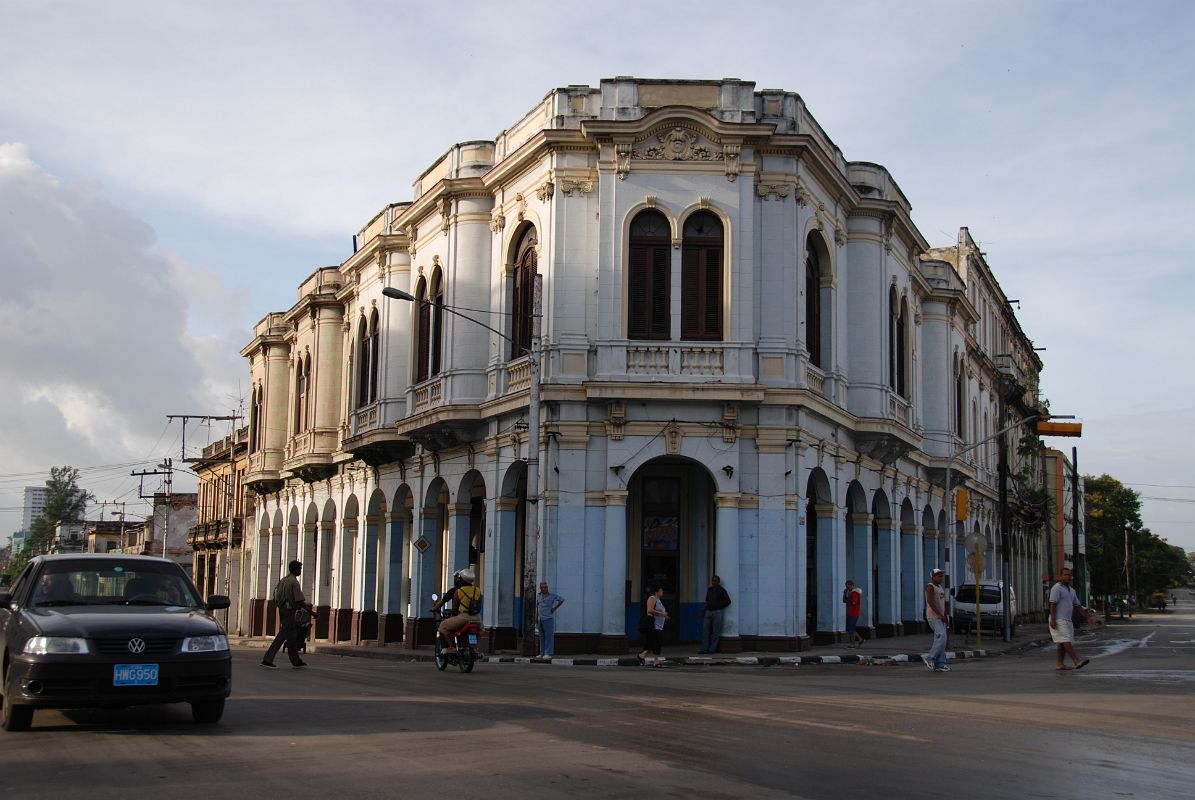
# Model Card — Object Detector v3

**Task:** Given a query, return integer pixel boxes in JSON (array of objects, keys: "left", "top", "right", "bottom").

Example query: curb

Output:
[{"left": 234, "top": 635, "right": 1055, "bottom": 669}]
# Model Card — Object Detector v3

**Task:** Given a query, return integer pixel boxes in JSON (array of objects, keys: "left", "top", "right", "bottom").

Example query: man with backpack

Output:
[{"left": 261, "top": 560, "right": 313, "bottom": 669}]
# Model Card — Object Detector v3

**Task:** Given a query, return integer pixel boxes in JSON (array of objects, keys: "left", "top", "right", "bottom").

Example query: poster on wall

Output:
[{"left": 643, "top": 516, "right": 679, "bottom": 551}]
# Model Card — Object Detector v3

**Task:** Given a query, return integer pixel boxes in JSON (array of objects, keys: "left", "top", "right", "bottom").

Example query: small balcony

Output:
[
  {"left": 282, "top": 429, "right": 339, "bottom": 483},
  {"left": 243, "top": 449, "right": 285, "bottom": 495},
  {"left": 186, "top": 519, "right": 243, "bottom": 550},
  {"left": 342, "top": 403, "right": 415, "bottom": 468}
]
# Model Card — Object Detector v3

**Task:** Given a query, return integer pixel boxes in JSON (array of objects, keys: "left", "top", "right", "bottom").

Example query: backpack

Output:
[{"left": 456, "top": 585, "right": 482, "bottom": 615}]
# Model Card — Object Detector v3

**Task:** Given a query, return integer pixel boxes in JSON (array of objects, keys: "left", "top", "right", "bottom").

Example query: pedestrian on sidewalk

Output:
[
  {"left": 922, "top": 568, "right": 950, "bottom": 672},
  {"left": 638, "top": 586, "right": 669, "bottom": 668},
  {"left": 535, "top": 581, "right": 565, "bottom": 658},
  {"left": 698, "top": 575, "right": 731, "bottom": 653},
  {"left": 261, "top": 560, "right": 313, "bottom": 669},
  {"left": 843, "top": 580, "right": 864, "bottom": 648},
  {"left": 1049, "top": 567, "right": 1093, "bottom": 671}
]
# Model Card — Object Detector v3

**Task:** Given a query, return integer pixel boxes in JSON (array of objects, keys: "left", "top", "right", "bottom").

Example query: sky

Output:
[{"left": 1, "top": 0, "right": 1192, "bottom": 552}]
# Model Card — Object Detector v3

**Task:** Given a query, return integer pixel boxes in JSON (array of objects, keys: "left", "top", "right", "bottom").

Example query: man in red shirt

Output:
[{"left": 843, "top": 580, "right": 864, "bottom": 648}]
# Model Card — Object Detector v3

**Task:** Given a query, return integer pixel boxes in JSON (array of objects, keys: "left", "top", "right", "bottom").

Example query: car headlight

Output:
[
  {"left": 180, "top": 635, "right": 229, "bottom": 653},
  {"left": 23, "top": 636, "right": 90, "bottom": 655}
]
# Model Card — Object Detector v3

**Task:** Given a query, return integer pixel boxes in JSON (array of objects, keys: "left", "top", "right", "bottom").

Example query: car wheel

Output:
[
  {"left": 1, "top": 679, "right": 34, "bottom": 732},
  {"left": 191, "top": 698, "right": 225, "bottom": 724}
]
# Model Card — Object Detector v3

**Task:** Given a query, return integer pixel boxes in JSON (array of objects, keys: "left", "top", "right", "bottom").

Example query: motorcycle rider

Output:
[{"left": 430, "top": 568, "right": 482, "bottom": 654}]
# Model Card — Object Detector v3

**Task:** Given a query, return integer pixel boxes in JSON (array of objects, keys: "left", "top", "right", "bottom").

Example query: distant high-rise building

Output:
[{"left": 22, "top": 486, "right": 49, "bottom": 531}]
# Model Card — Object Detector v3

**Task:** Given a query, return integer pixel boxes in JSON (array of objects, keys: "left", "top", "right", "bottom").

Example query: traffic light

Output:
[
  {"left": 954, "top": 488, "right": 970, "bottom": 522},
  {"left": 1036, "top": 421, "right": 1082, "bottom": 437}
]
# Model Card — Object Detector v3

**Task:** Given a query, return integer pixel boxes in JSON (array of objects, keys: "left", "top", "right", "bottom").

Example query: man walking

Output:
[
  {"left": 261, "top": 560, "right": 313, "bottom": 669},
  {"left": 921, "top": 568, "right": 950, "bottom": 672},
  {"left": 843, "top": 580, "right": 864, "bottom": 648},
  {"left": 1049, "top": 567, "right": 1092, "bottom": 670},
  {"left": 698, "top": 575, "right": 732, "bottom": 654},
  {"left": 535, "top": 581, "right": 565, "bottom": 658}
]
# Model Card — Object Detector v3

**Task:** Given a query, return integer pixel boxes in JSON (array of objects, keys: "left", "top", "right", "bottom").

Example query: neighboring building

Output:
[
  {"left": 1043, "top": 448, "right": 1086, "bottom": 588},
  {"left": 50, "top": 521, "right": 87, "bottom": 553},
  {"left": 85, "top": 520, "right": 127, "bottom": 554},
  {"left": 126, "top": 493, "right": 198, "bottom": 572},
  {"left": 239, "top": 77, "right": 1049, "bottom": 653},
  {"left": 21, "top": 486, "right": 48, "bottom": 532},
  {"left": 10, "top": 530, "right": 29, "bottom": 555},
  {"left": 187, "top": 427, "right": 251, "bottom": 634}
]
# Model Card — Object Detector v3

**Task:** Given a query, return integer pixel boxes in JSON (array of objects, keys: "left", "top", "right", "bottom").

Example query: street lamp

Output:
[
  {"left": 942, "top": 412, "right": 1040, "bottom": 642},
  {"left": 382, "top": 282, "right": 543, "bottom": 657}
]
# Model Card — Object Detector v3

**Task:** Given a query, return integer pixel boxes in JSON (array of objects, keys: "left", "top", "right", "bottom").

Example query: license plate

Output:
[
  {"left": 114, "top": 664, "right": 159, "bottom": 686},
  {"left": 467, "top": 634, "right": 477, "bottom": 645}
]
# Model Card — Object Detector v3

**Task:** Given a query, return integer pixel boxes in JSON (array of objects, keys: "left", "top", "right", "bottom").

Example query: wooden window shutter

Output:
[
  {"left": 416, "top": 301, "right": 430, "bottom": 383},
  {"left": 628, "top": 244, "right": 650, "bottom": 339}
]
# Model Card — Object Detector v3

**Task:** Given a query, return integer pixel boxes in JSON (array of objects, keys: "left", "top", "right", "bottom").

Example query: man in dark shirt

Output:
[{"left": 698, "top": 575, "right": 732, "bottom": 653}]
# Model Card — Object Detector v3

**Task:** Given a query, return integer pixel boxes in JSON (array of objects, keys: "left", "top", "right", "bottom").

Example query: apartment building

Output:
[{"left": 239, "top": 78, "right": 1048, "bottom": 652}]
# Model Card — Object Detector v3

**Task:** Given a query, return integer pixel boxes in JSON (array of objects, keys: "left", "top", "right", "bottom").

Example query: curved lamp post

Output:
[{"left": 383, "top": 282, "right": 543, "bottom": 656}]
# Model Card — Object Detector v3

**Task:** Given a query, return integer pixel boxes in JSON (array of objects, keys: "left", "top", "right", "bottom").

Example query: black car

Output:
[{"left": 0, "top": 553, "right": 232, "bottom": 731}]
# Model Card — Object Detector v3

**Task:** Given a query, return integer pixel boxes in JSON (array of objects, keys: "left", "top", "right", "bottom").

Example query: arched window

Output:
[
  {"left": 430, "top": 273, "right": 444, "bottom": 377},
  {"left": 681, "top": 211, "right": 723, "bottom": 341},
  {"left": 954, "top": 357, "right": 965, "bottom": 438},
  {"left": 805, "top": 236, "right": 823, "bottom": 368},
  {"left": 888, "top": 288, "right": 898, "bottom": 391},
  {"left": 415, "top": 278, "right": 431, "bottom": 383},
  {"left": 627, "top": 210, "right": 670, "bottom": 340},
  {"left": 356, "top": 312, "right": 381, "bottom": 407},
  {"left": 249, "top": 385, "right": 262, "bottom": 453},
  {"left": 510, "top": 227, "right": 537, "bottom": 359},
  {"left": 294, "top": 356, "right": 310, "bottom": 434},
  {"left": 897, "top": 297, "right": 909, "bottom": 398}
]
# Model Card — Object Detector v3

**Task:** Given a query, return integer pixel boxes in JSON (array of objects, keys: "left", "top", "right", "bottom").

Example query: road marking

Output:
[
  {"left": 1090, "top": 632, "right": 1155, "bottom": 659},
  {"left": 1085, "top": 670, "right": 1195, "bottom": 684},
  {"left": 670, "top": 700, "right": 929, "bottom": 743}
]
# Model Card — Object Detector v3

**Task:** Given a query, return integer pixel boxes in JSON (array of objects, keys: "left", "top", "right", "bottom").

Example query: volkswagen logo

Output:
[{"left": 127, "top": 638, "right": 146, "bottom": 654}]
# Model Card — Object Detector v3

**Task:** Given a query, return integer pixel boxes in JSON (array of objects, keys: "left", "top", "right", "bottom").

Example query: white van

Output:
[{"left": 952, "top": 581, "right": 1016, "bottom": 634}]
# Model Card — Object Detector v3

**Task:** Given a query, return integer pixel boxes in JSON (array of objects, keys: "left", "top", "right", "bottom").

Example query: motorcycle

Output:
[{"left": 430, "top": 593, "right": 480, "bottom": 673}]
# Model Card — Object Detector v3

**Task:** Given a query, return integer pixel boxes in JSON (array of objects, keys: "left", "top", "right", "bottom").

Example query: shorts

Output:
[
  {"left": 1050, "top": 618, "right": 1074, "bottom": 644},
  {"left": 846, "top": 615, "right": 859, "bottom": 634}
]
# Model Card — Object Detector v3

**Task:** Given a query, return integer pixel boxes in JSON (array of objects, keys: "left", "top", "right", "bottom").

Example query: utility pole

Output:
[
  {"left": 131, "top": 461, "right": 173, "bottom": 557},
  {"left": 168, "top": 412, "right": 241, "bottom": 618},
  {"left": 1071, "top": 446, "right": 1084, "bottom": 604}
]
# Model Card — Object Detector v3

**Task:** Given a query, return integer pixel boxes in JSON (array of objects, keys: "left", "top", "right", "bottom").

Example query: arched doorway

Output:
[
  {"left": 806, "top": 468, "right": 834, "bottom": 641},
  {"left": 626, "top": 457, "right": 716, "bottom": 644}
]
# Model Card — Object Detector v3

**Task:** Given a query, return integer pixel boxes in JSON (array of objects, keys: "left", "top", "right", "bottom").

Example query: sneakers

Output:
[
  {"left": 921, "top": 654, "right": 932, "bottom": 670},
  {"left": 259, "top": 661, "right": 278, "bottom": 669},
  {"left": 292, "top": 661, "right": 308, "bottom": 668},
  {"left": 934, "top": 665, "right": 952, "bottom": 672}
]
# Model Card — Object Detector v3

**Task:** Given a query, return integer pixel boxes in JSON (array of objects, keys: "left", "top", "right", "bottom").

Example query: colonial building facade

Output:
[{"left": 235, "top": 77, "right": 1048, "bottom": 653}]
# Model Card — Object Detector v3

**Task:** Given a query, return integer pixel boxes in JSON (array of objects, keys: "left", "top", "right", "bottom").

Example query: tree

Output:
[
  {"left": 3, "top": 466, "right": 93, "bottom": 581},
  {"left": 1084, "top": 474, "right": 1143, "bottom": 604},
  {"left": 1084, "top": 474, "right": 1193, "bottom": 605}
]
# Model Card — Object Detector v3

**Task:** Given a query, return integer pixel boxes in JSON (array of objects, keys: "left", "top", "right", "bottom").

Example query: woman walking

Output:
[{"left": 638, "top": 586, "right": 670, "bottom": 667}]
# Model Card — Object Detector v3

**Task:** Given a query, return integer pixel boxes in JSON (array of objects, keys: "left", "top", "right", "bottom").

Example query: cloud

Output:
[{"left": 0, "top": 143, "right": 246, "bottom": 517}]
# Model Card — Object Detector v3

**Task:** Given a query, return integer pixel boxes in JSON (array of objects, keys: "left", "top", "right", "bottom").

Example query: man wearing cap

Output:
[{"left": 922, "top": 568, "right": 950, "bottom": 672}]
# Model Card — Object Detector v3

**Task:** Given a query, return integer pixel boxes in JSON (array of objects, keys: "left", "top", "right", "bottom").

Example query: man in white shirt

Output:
[
  {"left": 1049, "top": 567, "right": 1092, "bottom": 671},
  {"left": 922, "top": 569, "right": 950, "bottom": 672}
]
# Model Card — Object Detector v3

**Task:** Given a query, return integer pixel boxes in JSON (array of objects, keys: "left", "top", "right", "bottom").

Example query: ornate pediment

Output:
[{"left": 618, "top": 121, "right": 743, "bottom": 182}]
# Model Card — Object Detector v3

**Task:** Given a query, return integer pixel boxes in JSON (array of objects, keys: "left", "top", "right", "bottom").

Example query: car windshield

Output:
[
  {"left": 955, "top": 585, "right": 1003, "bottom": 605},
  {"left": 31, "top": 562, "right": 201, "bottom": 607}
]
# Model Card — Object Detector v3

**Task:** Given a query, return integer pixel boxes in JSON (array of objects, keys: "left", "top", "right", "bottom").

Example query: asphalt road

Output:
[{"left": 2, "top": 610, "right": 1193, "bottom": 799}]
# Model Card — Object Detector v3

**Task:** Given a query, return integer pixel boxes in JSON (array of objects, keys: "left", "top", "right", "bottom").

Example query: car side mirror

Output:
[
  {"left": 206, "top": 594, "right": 231, "bottom": 610},
  {"left": 0, "top": 592, "right": 11, "bottom": 609}
]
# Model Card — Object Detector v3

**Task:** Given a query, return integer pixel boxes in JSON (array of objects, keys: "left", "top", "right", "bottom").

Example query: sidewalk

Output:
[{"left": 233, "top": 621, "right": 1057, "bottom": 669}]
